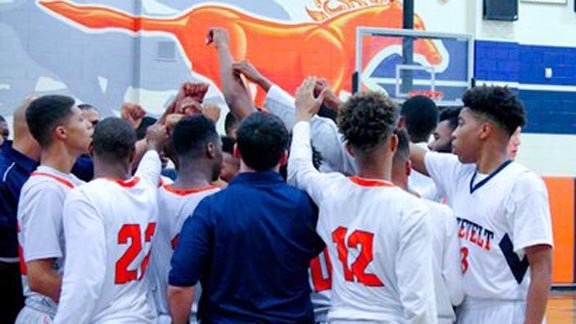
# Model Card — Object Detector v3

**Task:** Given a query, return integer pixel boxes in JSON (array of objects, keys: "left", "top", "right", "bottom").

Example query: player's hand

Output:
[
  {"left": 202, "top": 103, "right": 221, "bottom": 122},
  {"left": 121, "top": 103, "right": 146, "bottom": 129},
  {"left": 145, "top": 124, "right": 169, "bottom": 152},
  {"left": 206, "top": 27, "right": 230, "bottom": 50},
  {"left": 295, "top": 77, "right": 327, "bottom": 122},
  {"left": 185, "top": 82, "right": 209, "bottom": 104},
  {"left": 178, "top": 97, "right": 203, "bottom": 115},
  {"left": 314, "top": 78, "right": 342, "bottom": 112},
  {"left": 232, "top": 61, "right": 273, "bottom": 92}
]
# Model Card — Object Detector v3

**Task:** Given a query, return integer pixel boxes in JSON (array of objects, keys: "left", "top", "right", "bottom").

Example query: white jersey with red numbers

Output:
[
  {"left": 423, "top": 200, "right": 464, "bottom": 324},
  {"left": 424, "top": 152, "right": 554, "bottom": 301},
  {"left": 309, "top": 248, "right": 332, "bottom": 323},
  {"left": 149, "top": 184, "right": 220, "bottom": 320},
  {"left": 288, "top": 122, "right": 437, "bottom": 324},
  {"left": 54, "top": 150, "right": 162, "bottom": 324},
  {"left": 17, "top": 166, "right": 83, "bottom": 311}
]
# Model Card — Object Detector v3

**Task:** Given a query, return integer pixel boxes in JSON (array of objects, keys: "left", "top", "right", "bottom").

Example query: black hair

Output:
[
  {"left": 338, "top": 91, "right": 398, "bottom": 152},
  {"left": 78, "top": 103, "right": 98, "bottom": 112},
  {"left": 236, "top": 112, "right": 289, "bottom": 171},
  {"left": 400, "top": 95, "right": 438, "bottom": 142},
  {"left": 224, "top": 112, "right": 239, "bottom": 137},
  {"left": 172, "top": 115, "right": 219, "bottom": 159},
  {"left": 462, "top": 86, "right": 526, "bottom": 136},
  {"left": 221, "top": 136, "right": 235, "bottom": 155},
  {"left": 92, "top": 117, "right": 136, "bottom": 160},
  {"left": 438, "top": 106, "right": 462, "bottom": 131},
  {"left": 26, "top": 95, "right": 75, "bottom": 147},
  {"left": 393, "top": 128, "right": 410, "bottom": 162}
]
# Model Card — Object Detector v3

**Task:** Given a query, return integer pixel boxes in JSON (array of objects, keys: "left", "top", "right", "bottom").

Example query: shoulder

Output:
[{"left": 508, "top": 163, "right": 547, "bottom": 194}]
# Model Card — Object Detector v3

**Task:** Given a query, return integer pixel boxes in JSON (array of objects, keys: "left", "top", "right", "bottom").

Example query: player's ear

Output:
[
  {"left": 397, "top": 116, "right": 406, "bottom": 129},
  {"left": 389, "top": 133, "right": 398, "bottom": 154},
  {"left": 128, "top": 148, "right": 136, "bottom": 165},
  {"left": 345, "top": 144, "right": 356, "bottom": 157},
  {"left": 405, "top": 160, "right": 412, "bottom": 177},
  {"left": 54, "top": 125, "right": 67, "bottom": 141},
  {"left": 206, "top": 142, "right": 216, "bottom": 159},
  {"left": 278, "top": 150, "right": 288, "bottom": 167},
  {"left": 88, "top": 142, "right": 95, "bottom": 158},
  {"left": 233, "top": 144, "right": 241, "bottom": 159},
  {"left": 479, "top": 122, "right": 492, "bottom": 140}
]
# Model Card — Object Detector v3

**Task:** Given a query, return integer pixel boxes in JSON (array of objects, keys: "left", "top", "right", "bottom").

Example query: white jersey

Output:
[
  {"left": 264, "top": 85, "right": 357, "bottom": 175},
  {"left": 423, "top": 200, "right": 464, "bottom": 323},
  {"left": 17, "top": 165, "right": 83, "bottom": 309},
  {"left": 409, "top": 142, "right": 438, "bottom": 199},
  {"left": 424, "top": 152, "right": 554, "bottom": 300},
  {"left": 149, "top": 183, "right": 220, "bottom": 318},
  {"left": 289, "top": 122, "right": 437, "bottom": 324},
  {"left": 54, "top": 150, "right": 162, "bottom": 324}
]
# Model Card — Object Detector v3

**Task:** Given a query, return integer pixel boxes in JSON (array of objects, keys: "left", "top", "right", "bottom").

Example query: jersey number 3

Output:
[
  {"left": 332, "top": 226, "right": 383, "bottom": 287},
  {"left": 116, "top": 223, "right": 156, "bottom": 284}
]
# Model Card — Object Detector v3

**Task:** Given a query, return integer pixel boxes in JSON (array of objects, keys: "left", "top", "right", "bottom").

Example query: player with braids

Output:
[
  {"left": 289, "top": 77, "right": 437, "bottom": 323},
  {"left": 409, "top": 86, "right": 553, "bottom": 324}
]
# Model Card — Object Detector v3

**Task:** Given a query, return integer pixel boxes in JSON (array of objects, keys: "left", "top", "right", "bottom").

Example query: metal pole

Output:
[{"left": 401, "top": 0, "right": 414, "bottom": 95}]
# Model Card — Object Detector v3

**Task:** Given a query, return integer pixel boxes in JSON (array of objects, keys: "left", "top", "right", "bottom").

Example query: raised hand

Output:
[
  {"left": 206, "top": 27, "right": 230, "bottom": 49},
  {"left": 295, "top": 77, "right": 328, "bottom": 122},
  {"left": 202, "top": 103, "right": 221, "bottom": 122},
  {"left": 145, "top": 124, "right": 169, "bottom": 152},
  {"left": 314, "top": 78, "right": 342, "bottom": 112},
  {"left": 121, "top": 103, "right": 146, "bottom": 129},
  {"left": 232, "top": 61, "right": 273, "bottom": 92}
]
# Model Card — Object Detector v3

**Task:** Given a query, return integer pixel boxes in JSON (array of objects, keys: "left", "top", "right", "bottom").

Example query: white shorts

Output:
[{"left": 457, "top": 298, "right": 546, "bottom": 324}]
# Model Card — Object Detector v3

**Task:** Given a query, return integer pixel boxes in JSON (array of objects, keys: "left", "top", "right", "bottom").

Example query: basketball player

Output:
[
  {"left": 149, "top": 115, "right": 222, "bottom": 323},
  {"left": 16, "top": 95, "right": 93, "bottom": 323},
  {"left": 392, "top": 129, "right": 464, "bottom": 324},
  {"left": 54, "top": 118, "right": 168, "bottom": 323},
  {"left": 409, "top": 86, "right": 553, "bottom": 324},
  {"left": 289, "top": 78, "right": 437, "bottom": 323}
]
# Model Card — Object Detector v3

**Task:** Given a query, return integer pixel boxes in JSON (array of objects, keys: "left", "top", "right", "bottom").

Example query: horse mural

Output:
[{"left": 39, "top": 0, "right": 446, "bottom": 104}]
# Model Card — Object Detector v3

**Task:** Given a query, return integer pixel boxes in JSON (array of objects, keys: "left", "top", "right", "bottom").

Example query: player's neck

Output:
[
  {"left": 93, "top": 157, "right": 131, "bottom": 180},
  {"left": 40, "top": 144, "right": 79, "bottom": 174},
  {"left": 355, "top": 150, "right": 393, "bottom": 181},
  {"left": 476, "top": 148, "right": 508, "bottom": 174},
  {"left": 173, "top": 163, "right": 212, "bottom": 189}
]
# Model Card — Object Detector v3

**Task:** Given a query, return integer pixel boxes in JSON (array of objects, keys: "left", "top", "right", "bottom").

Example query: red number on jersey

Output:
[
  {"left": 310, "top": 248, "right": 332, "bottom": 292},
  {"left": 332, "top": 226, "right": 384, "bottom": 287},
  {"left": 461, "top": 247, "right": 469, "bottom": 274},
  {"left": 115, "top": 223, "right": 156, "bottom": 284},
  {"left": 139, "top": 223, "right": 157, "bottom": 280}
]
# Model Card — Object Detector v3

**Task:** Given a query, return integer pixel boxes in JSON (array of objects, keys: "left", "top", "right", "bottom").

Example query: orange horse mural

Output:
[{"left": 39, "top": 0, "right": 443, "bottom": 104}]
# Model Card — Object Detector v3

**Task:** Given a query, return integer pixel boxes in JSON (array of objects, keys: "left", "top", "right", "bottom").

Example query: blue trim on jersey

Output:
[
  {"left": 469, "top": 160, "right": 513, "bottom": 194},
  {"left": 499, "top": 233, "right": 530, "bottom": 284}
]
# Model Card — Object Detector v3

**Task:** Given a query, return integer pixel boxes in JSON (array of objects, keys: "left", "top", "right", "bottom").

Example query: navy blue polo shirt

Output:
[
  {"left": 170, "top": 171, "right": 323, "bottom": 324},
  {"left": 0, "top": 146, "right": 38, "bottom": 259}
]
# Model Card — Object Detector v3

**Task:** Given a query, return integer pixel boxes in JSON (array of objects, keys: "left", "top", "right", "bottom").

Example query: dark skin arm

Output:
[{"left": 524, "top": 244, "right": 552, "bottom": 324}]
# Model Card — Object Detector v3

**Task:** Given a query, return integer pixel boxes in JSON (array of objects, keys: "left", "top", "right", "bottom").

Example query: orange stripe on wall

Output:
[{"left": 543, "top": 177, "right": 574, "bottom": 284}]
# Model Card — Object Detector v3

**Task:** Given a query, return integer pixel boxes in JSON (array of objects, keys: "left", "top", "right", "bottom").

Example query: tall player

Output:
[
  {"left": 16, "top": 95, "right": 93, "bottom": 323},
  {"left": 149, "top": 115, "right": 222, "bottom": 323},
  {"left": 392, "top": 129, "right": 464, "bottom": 324},
  {"left": 289, "top": 78, "right": 437, "bottom": 323},
  {"left": 54, "top": 118, "right": 167, "bottom": 323},
  {"left": 409, "top": 86, "right": 553, "bottom": 324}
]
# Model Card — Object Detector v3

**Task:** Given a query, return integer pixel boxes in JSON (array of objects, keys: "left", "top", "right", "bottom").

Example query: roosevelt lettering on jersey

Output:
[{"left": 457, "top": 217, "right": 494, "bottom": 251}]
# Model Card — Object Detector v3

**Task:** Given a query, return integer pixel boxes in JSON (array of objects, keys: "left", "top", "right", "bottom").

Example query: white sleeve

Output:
[
  {"left": 440, "top": 206, "right": 464, "bottom": 306},
  {"left": 135, "top": 150, "right": 162, "bottom": 187},
  {"left": 506, "top": 173, "right": 554, "bottom": 253},
  {"left": 423, "top": 152, "right": 462, "bottom": 199},
  {"left": 287, "top": 121, "right": 342, "bottom": 206},
  {"left": 396, "top": 201, "right": 438, "bottom": 324},
  {"left": 54, "top": 189, "right": 106, "bottom": 324},
  {"left": 19, "top": 182, "right": 65, "bottom": 262},
  {"left": 263, "top": 85, "right": 297, "bottom": 129}
]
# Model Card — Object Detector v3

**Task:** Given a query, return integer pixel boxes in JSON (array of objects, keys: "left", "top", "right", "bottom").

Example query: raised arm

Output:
[
  {"left": 409, "top": 142, "right": 430, "bottom": 176},
  {"left": 207, "top": 28, "right": 255, "bottom": 120}
]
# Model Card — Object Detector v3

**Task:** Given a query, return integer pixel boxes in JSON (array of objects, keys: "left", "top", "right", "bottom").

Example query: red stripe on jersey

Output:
[
  {"left": 31, "top": 172, "right": 75, "bottom": 188},
  {"left": 17, "top": 222, "right": 27, "bottom": 275},
  {"left": 349, "top": 176, "right": 394, "bottom": 188},
  {"left": 106, "top": 177, "right": 141, "bottom": 188},
  {"left": 163, "top": 184, "right": 219, "bottom": 196}
]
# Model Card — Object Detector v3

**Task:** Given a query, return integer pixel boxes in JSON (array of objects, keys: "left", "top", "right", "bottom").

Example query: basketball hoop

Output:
[{"left": 408, "top": 90, "right": 444, "bottom": 102}]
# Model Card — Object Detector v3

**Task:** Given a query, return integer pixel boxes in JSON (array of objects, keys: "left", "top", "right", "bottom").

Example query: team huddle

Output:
[{"left": 1, "top": 28, "right": 553, "bottom": 324}]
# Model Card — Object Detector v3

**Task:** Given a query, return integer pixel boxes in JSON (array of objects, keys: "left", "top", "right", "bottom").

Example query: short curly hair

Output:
[
  {"left": 338, "top": 91, "right": 399, "bottom": 152},
  {"left": 462, "top": 86, "right": 526, "bottom": 136}
]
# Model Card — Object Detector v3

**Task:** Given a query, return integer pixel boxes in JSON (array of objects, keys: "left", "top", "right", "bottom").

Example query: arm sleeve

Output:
[
  {"left": 395, "top": 201, "right": 438, "bottom": 324},
  {"left": 424, "top": 152, "right": 462, "bottom": 199},
  {"left": 135, "top": 150, "right": 162, "bottom": 187},
  {"left": 287, "top": 121, "right": 341, "bottom": 206},
  {"left": 169, "top": 201, "right": 213, "bottom": 287},
  {"left": 263, "top": 85, "right": 297, "bottom": 129},
  {"left": 441, "top": 206, "right": 464, "bottom": 306},
  {"left": 19, "top": 182, "right": 66, "bottom": 261},
  {"left": 506, "top": 173, "right": 554, "bottom": 253},
  {"left": 54, "top": 190, "right": 106, "bottom": 324}
]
